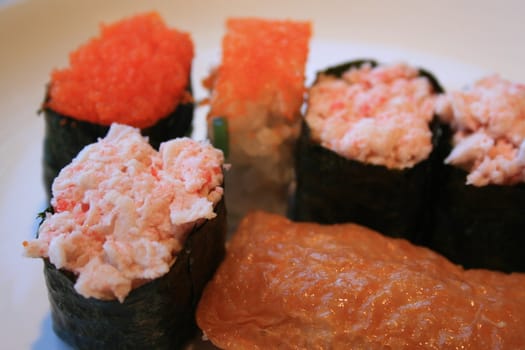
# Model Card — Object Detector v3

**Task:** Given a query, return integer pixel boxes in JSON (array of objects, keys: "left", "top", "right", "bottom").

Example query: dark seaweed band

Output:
[
  {"left": 430, "top": 125, "right": 525, "bottom": 272},
  {"left": 41, "top": 83, "right": 194, "bottom": 199},
  {"left": 290, "top": 59, "right": 444, "bottom": 245},
  {"left": 43, "top": 198, "right": 226, "bottom": 350},
  {"left": 291, "top": 120, "right": 440, "bottom": 243},
  {"left": 320, "top": 58, "right": 378, "bottom": 76}
]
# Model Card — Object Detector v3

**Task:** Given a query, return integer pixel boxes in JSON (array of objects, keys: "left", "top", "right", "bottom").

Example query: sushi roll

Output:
[
  {"left": 24, "top": 124, "right": 226, "bottom": 349},
  {"left": 206, "top": 17, "right": 311, "bottom": 233},
  {"left": 290, "top": 59, "right": 443, "bottom": 244},
  {"left": 197, "top": 211, "right": 525, "bottom": 349},
  {"left": 42, "top": 12, "right": 194, "bottom": 197},
  {"left": 431, "top": 75, "right": 525, "bottom": 272}
]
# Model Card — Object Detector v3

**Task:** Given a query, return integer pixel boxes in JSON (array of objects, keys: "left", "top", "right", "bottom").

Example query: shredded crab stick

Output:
[
  {"left": 197, "top": 212, "right": 525, "bottom": 349},
  {"left": 46, "top": 12, "right": 194, "bottom": 128},
  {"left": 436, "top": 75, "right": 525, "bottom": 186},
  {"left": 306, "top": 62, "right": 437, "bottom": 169},
  {"left": 24, "top": 124, "right": 224, "bottom": 302}
]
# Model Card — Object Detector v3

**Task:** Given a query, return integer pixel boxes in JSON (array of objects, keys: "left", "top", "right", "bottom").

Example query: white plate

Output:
[{"left": 1, "top": 0, "right": 523, "bottom": 349}]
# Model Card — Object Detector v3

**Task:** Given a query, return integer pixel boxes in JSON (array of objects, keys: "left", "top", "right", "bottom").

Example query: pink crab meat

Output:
[
  {"left": 436, "top": 75, "right": 525, "bottom": 186},
  {"left": 24, "top": 123, "right": 224, "bottom": 302},
  {"left": 305, "top": 62, "right": 437, "bottom": 169}
]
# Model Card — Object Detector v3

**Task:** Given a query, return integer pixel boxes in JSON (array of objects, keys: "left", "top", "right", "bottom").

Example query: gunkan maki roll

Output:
[
  {"left": 42, "top": 12, "right": 194, "bottom": 197},
  {"left": 430, "top": 75, "right": 525, "bottom": 272},
  {"left": 23, "top": 124, "right": 226, "bottom": 349},
  {"left": 290, "top": 60, "right": 443, "bottom": 244}
]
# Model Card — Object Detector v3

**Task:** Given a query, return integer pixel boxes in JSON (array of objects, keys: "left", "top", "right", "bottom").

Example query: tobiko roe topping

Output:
[
  {"left": 46, "top": 12, "right": 194, "bottom": 128},
  {"left": 208, "top": 18, "right": 312, "bottom": 123},
  {"left": 24, "top": 124, "right": 224, "bottom": 302},
  {"left": 306, "top": 62, "right": 437, "bottom": 169},
  {"left": 436, "top": 75, "right": 525, "bottom": 186}
]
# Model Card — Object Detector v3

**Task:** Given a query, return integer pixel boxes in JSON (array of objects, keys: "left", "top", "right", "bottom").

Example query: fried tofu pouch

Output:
[{"left": 196, "top": 212, "right": 525, "bottom": 349}]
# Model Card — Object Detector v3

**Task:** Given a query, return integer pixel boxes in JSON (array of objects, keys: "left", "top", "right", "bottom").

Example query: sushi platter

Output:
[{"left": 1, "top": 0, "right": 524, "bottom": 349}]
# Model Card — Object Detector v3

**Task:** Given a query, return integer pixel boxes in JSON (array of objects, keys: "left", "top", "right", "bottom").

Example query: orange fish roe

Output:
[
  {"left": 209, "top": 18, "right": 311, "bottom": 122},
  {"left": 47, "top": 12, "right": 194, "bottom": 129}
]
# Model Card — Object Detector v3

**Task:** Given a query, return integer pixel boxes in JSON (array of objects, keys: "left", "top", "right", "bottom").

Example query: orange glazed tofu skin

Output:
[
  {"left": 196, "top": 212, "right": 525, "bottom": 349},
  {"left": 46, "top": 12, "right": 193, "bottom": 128}
]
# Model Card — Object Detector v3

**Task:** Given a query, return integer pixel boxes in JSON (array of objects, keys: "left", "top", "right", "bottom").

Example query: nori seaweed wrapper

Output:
[
  {"left": 41, "top": 83, "right": 194, "bottom": 198},
  {"left": 42, "top": 198, "right": 226, "bottom": 350},
  {"left": 290, "top": 59, "right": 444, "bottom": 245},
  {"left": 429, "top": 125, "right": 525, "bottom": 272}
]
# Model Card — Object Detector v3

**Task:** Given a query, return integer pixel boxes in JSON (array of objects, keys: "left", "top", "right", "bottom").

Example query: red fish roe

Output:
[
  {"left": 209, "top": 18, "right": 311, "bottom": 122},
  {"left": 47, "top": 12, "right": 193, "bottom": 128}
]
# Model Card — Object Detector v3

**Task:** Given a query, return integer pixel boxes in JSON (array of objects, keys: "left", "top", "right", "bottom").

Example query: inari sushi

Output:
[
  {"left": 431, "top": 75, "right": 525, "bottom": 272},
  {"left": 42, "top": 12, "right": 194, "bottom": 197},
  {"left": 290, "top": 60, "right": 443, "bottom": 244},
  {"left": 197, "top": 211, "right": 525, "bottom": 349},
  {"left": 206, "top": 18, "right": 311, "bottom": 232},
  {"left": 24, "top": 124, "right": 226, "bottom": 349}
]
